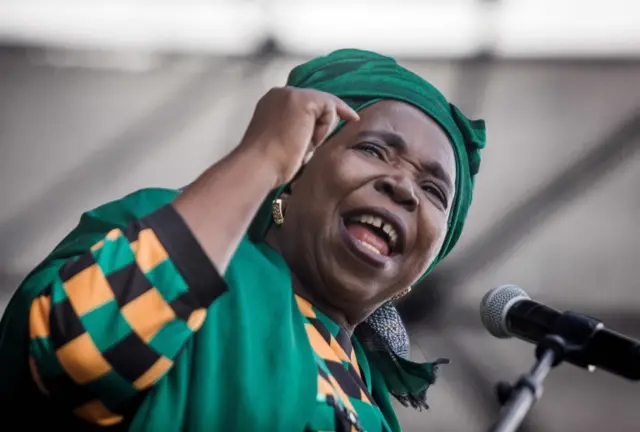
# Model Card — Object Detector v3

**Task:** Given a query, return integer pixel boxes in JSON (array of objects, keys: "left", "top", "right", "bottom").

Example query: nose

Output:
[{"left": 374, "top": 174, "right": 419, "bottom": 212}]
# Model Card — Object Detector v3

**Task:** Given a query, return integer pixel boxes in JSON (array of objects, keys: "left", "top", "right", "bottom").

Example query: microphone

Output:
[{"left": 480, "top": 285, "right": 640, "bottom": 381}]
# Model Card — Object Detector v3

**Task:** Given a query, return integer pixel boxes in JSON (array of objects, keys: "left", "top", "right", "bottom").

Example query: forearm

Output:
[{"left": 172, "top": 144, "right": 279, "bottom": 273}]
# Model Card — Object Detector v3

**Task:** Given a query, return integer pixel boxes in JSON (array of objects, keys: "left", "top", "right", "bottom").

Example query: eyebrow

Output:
[{"left": 357, "top": 130, "right": 454, "bottom": 193}]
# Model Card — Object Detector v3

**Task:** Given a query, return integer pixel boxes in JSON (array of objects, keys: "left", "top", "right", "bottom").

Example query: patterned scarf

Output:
[{"left": 358, "top": 303, "right": 449, "bottom": 409}]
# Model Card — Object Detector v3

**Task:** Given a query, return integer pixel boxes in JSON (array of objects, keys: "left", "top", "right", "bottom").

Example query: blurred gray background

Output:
[{"left": 1, "top": 0, "right": 639, "bottom": 431}]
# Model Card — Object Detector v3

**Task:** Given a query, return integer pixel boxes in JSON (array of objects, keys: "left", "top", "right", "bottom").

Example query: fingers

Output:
[
  {"left": 312, "top": 106, "right": 339, "bottom": 146},
  {"left": 303, "top": 89, "right": 359, "bottom": 123},
  {"left": 298, "top": 89, "right": 361, "bottom": 163},
  {"left": 310, "top": 94, "right": 358, "bottom": 146},
  {"left": 302, "top": 150, "right": 314, "bottom": 165},
  {"left": 333, "top": 97, "right": 360, "bottom": 122}
]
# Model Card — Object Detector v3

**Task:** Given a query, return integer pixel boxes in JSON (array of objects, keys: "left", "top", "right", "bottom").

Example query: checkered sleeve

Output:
[{"left": 27, "top": 204, "right": 227, "bottom": 426}]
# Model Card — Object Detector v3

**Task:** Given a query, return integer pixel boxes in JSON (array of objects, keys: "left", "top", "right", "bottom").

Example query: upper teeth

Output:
[{"left": 351, "top": 214, "right": 398, "bottom": 248}]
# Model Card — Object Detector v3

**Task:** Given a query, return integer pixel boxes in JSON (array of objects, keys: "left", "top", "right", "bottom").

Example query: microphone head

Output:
[{"left": 480, "top": 284, "right": 530, "bottom": 338}]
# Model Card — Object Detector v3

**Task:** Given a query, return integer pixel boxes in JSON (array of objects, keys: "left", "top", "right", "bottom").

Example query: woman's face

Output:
[{"left": 275, "top": 100, "right": 457, "bottom": 323}]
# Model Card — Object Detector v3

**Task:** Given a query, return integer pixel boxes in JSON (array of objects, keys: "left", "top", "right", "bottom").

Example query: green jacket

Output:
[{"left": 0, "top": 188, "right": 403, "bottom": 431}]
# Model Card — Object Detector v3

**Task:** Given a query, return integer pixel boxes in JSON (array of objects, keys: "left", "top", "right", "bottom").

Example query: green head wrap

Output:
[{"left": 249, "top": 49, "right": 486, "bottom": 281}]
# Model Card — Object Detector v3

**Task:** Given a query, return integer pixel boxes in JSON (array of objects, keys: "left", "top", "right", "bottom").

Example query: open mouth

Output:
[{"left": 339, "top": 207, "right": 406, "bottom": 267}]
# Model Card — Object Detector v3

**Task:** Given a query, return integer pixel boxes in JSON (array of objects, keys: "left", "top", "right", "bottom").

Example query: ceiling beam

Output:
[{"left": 0, "top": 60, "right": 234, "bottom": 273}]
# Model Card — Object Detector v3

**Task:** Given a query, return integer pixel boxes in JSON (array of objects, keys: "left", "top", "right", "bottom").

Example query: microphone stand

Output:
[{"left": 487, "top": 312, "right": 603, "bottom": 432}]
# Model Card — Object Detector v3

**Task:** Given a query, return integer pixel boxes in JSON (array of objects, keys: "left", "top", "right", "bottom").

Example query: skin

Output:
[
  {"left": 174, "top": 88, "right": 456, "bottom": 334},
  {"left": 174, "top": 88, "right": 358, "bottom": 274},
  {"left": 267, "top": 101, "right": 456, "bottom": 331}
]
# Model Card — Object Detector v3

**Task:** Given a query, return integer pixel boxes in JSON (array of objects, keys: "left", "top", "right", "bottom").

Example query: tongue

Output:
[{"left": 345, "top": 224, "right": 390, "bottom": 256}]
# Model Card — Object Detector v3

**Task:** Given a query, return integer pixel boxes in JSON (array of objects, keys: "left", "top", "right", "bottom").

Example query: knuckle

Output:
[
  {"left": 258, "top": 87, "right": 279, "bottom": 106},
  {"left": 303, "top": 99, "right": 317, "bottom": 113},
  {"left": 265, "top": 87, "right": 281, "bottom": 98},
  {"left": 282, "top": 87, "right": 303, "bottom": 106}
]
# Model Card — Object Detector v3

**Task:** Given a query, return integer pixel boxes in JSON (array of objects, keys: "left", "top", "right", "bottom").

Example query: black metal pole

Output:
[{"left": 488, "top": 349, "right": 556, "bottom": 432}]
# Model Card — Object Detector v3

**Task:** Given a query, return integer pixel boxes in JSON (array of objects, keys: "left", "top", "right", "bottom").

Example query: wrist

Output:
[{"left": 231, "top": 142, "right": 283, "bottom": 190}]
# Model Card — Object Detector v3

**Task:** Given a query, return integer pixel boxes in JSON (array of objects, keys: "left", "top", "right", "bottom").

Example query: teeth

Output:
[
  {"left": 350, "top": 213, "right": 399, "bottom": 249},
  {"left": 383, "top": 225, "right": 398, "bottom": 246},
  {"left": 389, "top": 231, "right": 398, "bottom": 245},
  {"left": 357, "top": 240, "right": 382, "bottom": 255}
]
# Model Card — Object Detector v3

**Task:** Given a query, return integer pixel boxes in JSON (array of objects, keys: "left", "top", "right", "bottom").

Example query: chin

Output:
[{"left": 326, "top": 270, "right": 383, "bottom": 305}]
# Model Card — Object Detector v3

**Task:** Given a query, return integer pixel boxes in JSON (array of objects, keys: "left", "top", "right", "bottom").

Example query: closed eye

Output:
[
  {"left": 356, "top": 142, "right": 387, "bottom": 160},
  {"left": 421, "top": 183, "right": 448, "bottom": 208}
]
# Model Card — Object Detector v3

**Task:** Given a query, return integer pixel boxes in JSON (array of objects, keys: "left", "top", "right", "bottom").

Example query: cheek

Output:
[
  {"left": 311, "top": 152, "right": 363, "bottom": 197},
  {"left": 415, "top": 209, "right": 449, "bottom": 266},
  {"left": 330, "top": 151, "right": 378, "bottom": 185},
  {"left": 286, "top": 156, "right": 349, "bottom": 232}
]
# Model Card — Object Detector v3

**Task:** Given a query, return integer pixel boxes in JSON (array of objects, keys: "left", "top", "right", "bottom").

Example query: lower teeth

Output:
[{"left": 357, "top": 240, "right": 381, "bottom": 255}]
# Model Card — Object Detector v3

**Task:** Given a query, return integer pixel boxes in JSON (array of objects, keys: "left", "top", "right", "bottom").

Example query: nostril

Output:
[
  {"left": 383, "top": 183, "right": 394, "bottom": 197},
  {"left": 374, "top": 179, "right": 394, "bottom": 196}
]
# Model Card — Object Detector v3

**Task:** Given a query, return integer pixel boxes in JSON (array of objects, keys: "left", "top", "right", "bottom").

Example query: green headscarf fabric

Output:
[{"left": 250, "top": 49, "right": 487, "bottom": 280}]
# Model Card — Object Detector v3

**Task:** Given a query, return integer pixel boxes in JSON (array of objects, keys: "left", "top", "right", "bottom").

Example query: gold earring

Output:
[
  {"left": 272, "top": 199, "right": 285, "bottom": 225},
  {"left": 391, "top": 287, "right": 412, "bottom": 301}
]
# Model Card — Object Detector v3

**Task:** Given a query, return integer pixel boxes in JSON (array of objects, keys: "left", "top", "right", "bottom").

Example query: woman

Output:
[{"left": 0, "top": 49, "right": 485, "bottom": 431}]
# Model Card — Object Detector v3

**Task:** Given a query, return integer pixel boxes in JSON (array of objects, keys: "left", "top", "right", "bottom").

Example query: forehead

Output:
[{"left": 350, "top": 100, "right": 456, "bottom": 179}]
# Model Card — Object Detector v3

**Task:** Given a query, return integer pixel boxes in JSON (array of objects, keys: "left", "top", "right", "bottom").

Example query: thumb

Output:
[{"left": 311, "top": 105, "right": 339, "bottom": 147}]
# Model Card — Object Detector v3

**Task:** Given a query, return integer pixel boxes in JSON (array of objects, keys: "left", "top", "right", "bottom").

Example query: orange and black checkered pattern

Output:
[
  {"left": 28, "top": 205, "right": 226, "bottom": 426},
  {"left": 296, "top": 295, "right": 390, "bottom": 432}
]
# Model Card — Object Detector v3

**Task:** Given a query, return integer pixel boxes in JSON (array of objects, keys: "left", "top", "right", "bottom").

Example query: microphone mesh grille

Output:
[{"left": 480, "top": 285, "right": 530, "bottom": 338}]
